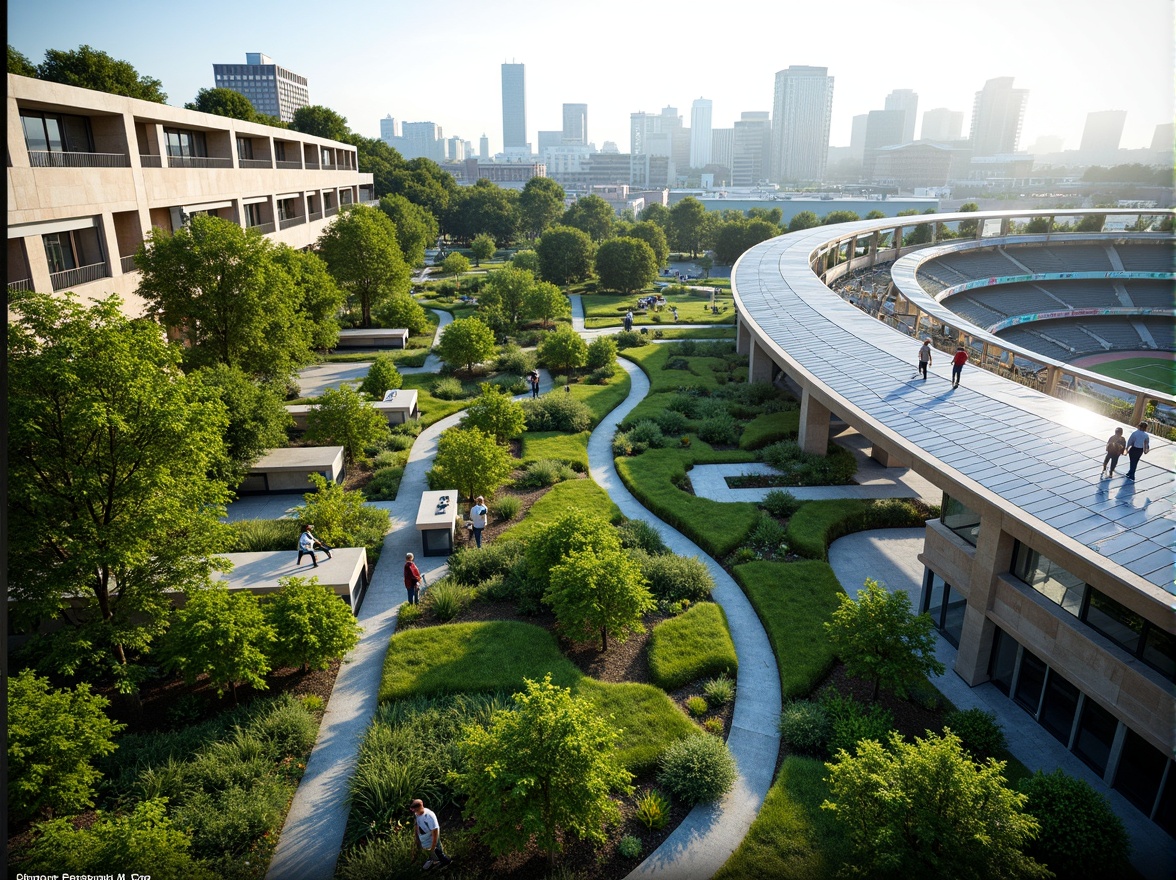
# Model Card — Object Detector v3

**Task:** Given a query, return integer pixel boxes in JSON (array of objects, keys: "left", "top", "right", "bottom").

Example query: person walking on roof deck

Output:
[
  {"left": 1102, "top": 427, "right": 1127, "bottom": 478},
  {"left": 410, "top": 798, "right": 452, "bottom": 871},
  {"left": 1123, "top": 422, "right": 1150, "bottom": 480},
  {"left": 469, "top": 495, "right": 488, "bottom": 548},
  {"left": 297, "top": 524, "right": 332, "bottom": 567},
  {"left": 917, "top": 338, "right": 933, "bottom": 380},
  {"left": 951, "top": 346, "right": 968, "bottom": 388}
]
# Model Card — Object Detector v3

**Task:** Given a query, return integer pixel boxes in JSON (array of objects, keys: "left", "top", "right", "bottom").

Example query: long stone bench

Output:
[
  {"left": 237, "top": 446, "right": 345, "bottom": 494},
  {"left": 286, "top": 389, "right": 419, "bottom": 430},
  {"left": 335, "top": 328, "right": 409, "bottom": 349},
  {"left": 211, "top": 548, "right": 370, "bottom": 613}
]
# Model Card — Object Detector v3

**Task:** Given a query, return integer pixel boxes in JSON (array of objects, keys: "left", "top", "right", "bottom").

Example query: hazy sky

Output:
[{"left": 9, "top": 0, "right": 1173, "bottom": 154}]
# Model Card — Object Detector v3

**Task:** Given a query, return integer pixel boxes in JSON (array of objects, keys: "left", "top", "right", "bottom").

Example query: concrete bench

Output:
[
  {"left": 335, "top": 328, "right": 409, "bottom": 349},
  {"left": 238, "top": 446, "right": 345, "bottom": 494},
  {"left": 211, "top": 548, "right": 370, "bottom": 613},
  {"left": 286, "top": 389, "right": 419, "bottom": 430},
  {"left": 415, "top": 489, "right": 458, "bottom": 556}
]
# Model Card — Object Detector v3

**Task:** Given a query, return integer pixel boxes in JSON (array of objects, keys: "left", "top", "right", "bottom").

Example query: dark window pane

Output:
[
  {"left": 1012, "top": 542, "right": 1084, "bottom": 616},
  {"left": 1039, "top": 670, "right": 1079, "bottom": 744},
  {"left": 44, "top": 116, "right": 63, "bottom": 152},
  {"left": 22, "top": 114, "right": 47, "bottom": 151},
  {"left": 1013, "top": 648, "right": 1046, "bottom": 714},
  {"left": 943, "top": 587, "right": 966, "bottom": 648},
  {"left": 1113, "top": 728, "right": 1166, "bottom": 816},
  {"left": 988, "top": 627, "right": 1018, "bottom": 695},
  {"left": 1141, "top": 626, "right": 1176, "bottom": 681},
  {"left": 1073, "top": 698, "right": 1118, "bottom": 775},
  {"left": 63, "top": 115, "right": 92, "bottom": 152},
  {"left": 1154, "top": 764, "right": 1176, "bottom": 837},
  {"left": 942, "top": 495, "right": 980, "bottom": 546},
  {"left": 925, "top": 573, "right": 946, "bottom": 626},
  {"left": 1084, "top": 589, "right": 1143, "bottom": 655}
]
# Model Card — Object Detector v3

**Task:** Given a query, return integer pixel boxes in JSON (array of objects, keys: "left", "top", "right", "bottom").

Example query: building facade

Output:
[
  {"left": 969, "top": 77, "right": 1028, "bottom": 157},
  {"left": 690, "top": 98, "right": 713, "bottom": 169},
  {"left": 8, "top": 74, "right": 372, "bottom": 315},
  {"left": 501, "top": 63, "right": 528, "bottom": 153},
  {"left": 731, "top": 112, "right": 772, "bottom": 186},
  {"left": 884, "top": 88, "right": 919, "bottom": 143},
  {"left": 771, "top": 65, "right": 834, "bottom": 184},
  {"left": 212, "top": 53, "right": 309, "bottom": 123},
  {"left": 1080, "top": 110, "right": 1128, "bottom": 159},
  {"left": 921, "top": 107, "right": 965, "bottom": 143},
  {"left": 562, "top": 103, "right": 587, "bottom": 146}
]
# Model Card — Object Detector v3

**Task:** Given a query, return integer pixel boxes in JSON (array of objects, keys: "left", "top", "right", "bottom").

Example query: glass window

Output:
[
  {"left": 1012, "top": 542, "right": 1085, "bottom": 616},
  {"left": 164, "top": 129, "right": 207, "bottom": 158},
  {"left": 43, "top": 232, "right": 77, "bottom": 274},
  {"left": 1141, "top": 625, "right": 1176, "bottom": 681},
  {"left": 236, "top": 137, "right": 254, "bottom": 160},
  {"left": 941, "top": 494, "right": 980, "bottom": 546},
  {"left": 21, "top": 111, "right": 92, "bottom": 154},
  {"left": 62, "top": 115, "right": 93, "bottom": 152},
  {"left": 1114, "top": 728, "right": 1167, "bottom": 815},
  {"left": 988, "top": 626, "right": 1018, "bottom": 695},
  {"left": 1084, "top": 589, "right": 1143, "bottom": 654},
  {"left": 1072, "top": 697, "right": 1118, "bottom": 776},
  {"left": 1039, "top": 669, "right": 1080, "bottom": 744},
  {"left": 274, "top": 142, "right": 287, "bottom": 161},
  {"left": 245, "top": 203, "right": 263, "bottom": 227},
  {"left": 1155, "top": 766, "right": 1176, "bottom": 837},
  {"left": 22, "top": 114, "right": 48, "bottom": 151},
  {"left": 943, "top": 587, "right": 966, "bottom": 647},
  {"left": 1013, "top": 648, "right": 1046, "bottom": 715}
]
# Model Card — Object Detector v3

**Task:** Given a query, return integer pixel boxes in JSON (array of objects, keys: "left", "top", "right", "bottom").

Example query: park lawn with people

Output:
[{"left": 581, "top": 289, "right": 737, "bottom": 329}]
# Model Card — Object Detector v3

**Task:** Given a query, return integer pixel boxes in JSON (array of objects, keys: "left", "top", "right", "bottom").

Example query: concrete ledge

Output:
[
  {"left": 286, "top": 389, "right": 419, "bottom": 430},
  {"left": 239, "top": 446, "right": 345, "bottom": 494},
  {"left": 211, "top": 548, "right": 370, "bottom": 612},
  {"left": 335, "top": 328, "right": 408, "bottom": 348}
]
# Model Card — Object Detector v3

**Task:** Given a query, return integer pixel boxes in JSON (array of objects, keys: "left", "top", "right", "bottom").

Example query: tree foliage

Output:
[
  {"left": 519, "top": 177, "right": 567, "bottom": 239},
  {"left": 305, "top": 385, "right": 392, "bottom": 463},
  {"left": 524, "top": 280, "right": 571, "bottom": 328},
  {"left": 562, "top": 194, "right": 616, "bottom": 242},
  {"left": 538, "top": 326, "right": 589, "bottom": 377},
  {"left": 628, "top": 220, "right": 670, "bottom": 265},
  {"left": 7, "top": 293, "right": 231, "bottom": 691},
  {"left": 461, "top": 383, "right": 526, "bottom": 444},
  {"left": 296, "top": 473, "right": 391, "bottom": 548},
  {"left": 437, "top": 316, "right": 497, "bottom": 374},
  {"left": 669, "top": 197, "right": 709, "bottom": 256},
  {"left": 1018, "top": 769, "right": 1130, "bottom": 880},
  {"left": 712, "top": 218, "right": 780, "bottom": 265},
  {"left": 442, "top": 251, "right": 471, "bottom": 277},
  {"left": 373, "top": 291, "right": 431, "bottom": 336},
  {"left": 444, "top": 179, "right": 520, "bottom": 245},
  {"left": 595, "top": 237, "right": 658, "bottom": 293},
  {"left": 478, "top": 265, "right": 535, "bottom": 331},
  {"left": 191, "top": 363, "right": 291, "bottom": 486},
  {"left": 37, "top": 44, "right": 166, "bottom": 102},
  {"left": 548, "top": 547, "right": 654, "bottom": 651},
  {"left": 526, "top": 509, "right": 620, "bottom": 598},
  {"left": 537, "top": 225, "right": 595, "bottom": 285},
  {"left": 427, "top": 427, "right": 515, "bottom": 503},
  {"left": 8, "top": 44, "right": 38, "bottom": 76},
  {"left": 825, "top": 579, "right": 944, "bottom": 701},
  {"left": 269, "top": 245, "right": 345, "bottom": 351},
  {"left": 185, "top": 87, "right": 259, "bottom": 120},
  {"left": 378, "top": 193, "right": 438, "bottom": 268},
  {"left": 264, "top": 576, "right": 361, "bottom": 671},
  {"left": 7, "top": 670, "right": 124, "bottom": 823},
  {"left": 788, "top": 210, "right": 821, "bottom": 232},
  {"left": 358, "top": 352, "right": 404, "bottom": 399},
  {"left": 452, "top": 674, "right": 632, "bottom": 865},
  {"left": 823, "top": 730, "right": 1048, "bottom": 880},
  {"left": 586, "top": 335, "right": 618, "bottom": 371},
  {"left": 165, "top": 586, "right": 274, "bottom": 701},
  {"left": 290, "top": 104, "right": 350, "bottom": 140},
  {"left": 471, "top": 233, "right": 496, "bottom": 266},
  {"left": 316, "top": 205, "right": 411, "bottom": 328}
]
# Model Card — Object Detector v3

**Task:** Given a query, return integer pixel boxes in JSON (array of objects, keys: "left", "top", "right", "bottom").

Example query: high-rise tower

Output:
[
  {"left": 969, "top": 77, "right": 1028, "bottom": 156},
  {"left": 770, "top": 65, "right": 834, "bottom": 183},
  {"left": 213, "top": 53, "right": 309, "bottom": 122},
  {"left": 690, "top": 98, "right": 713, "bottom": 168},
  {"left": 884, "top": 89, "right": 918, "bottom": 143},
  {"left": 562, "top": 103, "right": 587, "bottom": 145},
  {"left": 501, "top": 62, "right": 528, "bottom": 152},
  {"left": 1080, "top": 110, "right": 1127, "bottom": 155},
  {"left": 921, "top": 108, "right": 964, "bottom": 142}
]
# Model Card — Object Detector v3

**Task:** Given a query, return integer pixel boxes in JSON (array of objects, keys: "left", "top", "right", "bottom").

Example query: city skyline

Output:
[{"left": 8, "top": 0, "right": 1173, "bottom": 157}]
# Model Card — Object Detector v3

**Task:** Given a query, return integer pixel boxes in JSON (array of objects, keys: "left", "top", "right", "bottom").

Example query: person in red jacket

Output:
[
  {"left": 951, "top": 346, "right": 969, "bottom": 389},
  {"left": 403, "top": 552, "right": 422, "bottom": 604}
]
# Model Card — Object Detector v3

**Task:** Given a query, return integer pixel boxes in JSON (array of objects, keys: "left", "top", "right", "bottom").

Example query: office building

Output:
[
  {"left": 921, "top": 107, "right": 965, "bottom": 143},
  {"left": 537, "top": 130, "right": 564, "bottom": 158},
  {"left": 969, "top": 77, "right": 1028, "bottom": 157},
  {"left": 731, "top": 112, "right": 772, "bottom": 186},
  {"left": 379, "top": 115, "right": 398, "bottom": 144},
  {"left": 862, "top": 109, "right": 907, "bottom": 178},
  {"left": 399, "top": 122, "right": 445, "bottom": 162},
  {"left": 8, "top": 73, "right": 372, "bottom": 316},
  {"left": 1150, "top": 123, "right": 1174, "bottom": 154},
  {"left": 849, "top": 114, "right": 868, "bottom": 162},
  {"left": 884, "top": 88, "right": 919, "bottom": 143},
  {"left": 771, "top": 65, "right": 834, "bottom": 183},
  {"left": 479, "top": 134, "right": 490, "bottom": 160},
  {"left": 501, "top": 62, "right": 528, "bottom": 152},
  {"left": 562, "top": 103, "right": 587, "bottom": 146},
  {"left": 690, "top": 98, "right": 713, "bottom": 168},
  {"left": 710, "top": 127, "right": 734, "bottom": 175},
  {"left": 1080, "top": 110, "right": 1127, "bottom": 155},
  {"left": 212, "top": 53, "right": 309, "bottom": 123}
]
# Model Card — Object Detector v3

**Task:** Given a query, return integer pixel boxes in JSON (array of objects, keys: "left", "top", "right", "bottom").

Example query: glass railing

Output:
[
  {"left": 238, "top": 158, "right": 273, "bottom": 169},
  {"left": 276, "top": 160, "right": 303, "bottom": 169}
]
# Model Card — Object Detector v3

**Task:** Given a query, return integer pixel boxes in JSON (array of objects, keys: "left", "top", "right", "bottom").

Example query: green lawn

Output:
[
  {"left": 319, "top": 348, "right": 430, "bottom": 366},
  {"left": 498, "top": 478, "right": 622, "bottom": 543},
  {"left": 621, "top": 342, "right": 743, "bottom": 394},
  {"left": 519, "top": 431, "right": 590, "bottom": 469},
  {"left": 785, "top": 498, "right": 931, "bottom": 560},
  {"left": 648, "top": 602, "right": 738, "bottom": 691},
  {"left": 1084, "top": 356, "right": 1175, "bottom": 394},
  {"left": 740, "top": 410, "right": 801, "bottom": 450},
  {"left": 398, "top": 373, "right": 479, "bottom": 427},
  {"left": 581, "top": 290, "right": 736, "bottom": 329},
  {"left": 563, "top": 373, "right": 632, "bottom": 426}
]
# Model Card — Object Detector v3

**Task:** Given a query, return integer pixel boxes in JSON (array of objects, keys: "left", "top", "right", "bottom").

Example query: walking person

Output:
[
  {"left": 410, "top": 798, "right": 452, "bottom": 871},
  {"left": 623, "top": 310, "right": 634, "bottom": 332},
  {"left": 403, "top": 552, "right": 423, "bottom": 604},
  {"left": 917, "top": 338, "right": 933, "bottom": 381},
  {"left": 1123, "top": 422, "right": 1151, "bottom": 481},
  {"left": 950, "top": 346, "right": 968, "bottom": 388},
  {"left": 1101, "top": 427, "right": 1127, "bottom": 478},
  {"left": 671, "top": 306, "right": 679, "bottom": 322},
  {"left": 529, "top": 370, "right": 540, "bottom": 398},
  {"left": 297, "top": 524, "right": 332, "bottom": 568},
  {"left": 469, "top": 495, "right": 489, "bottom": 549}
]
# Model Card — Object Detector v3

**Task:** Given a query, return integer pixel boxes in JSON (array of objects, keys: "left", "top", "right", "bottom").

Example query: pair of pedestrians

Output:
[
  {"left": 916, "top": 339, "right": 969, "bottom": 387},
  {"left": 1103, "top": 423, "right": 1150, "bottom": 480}
]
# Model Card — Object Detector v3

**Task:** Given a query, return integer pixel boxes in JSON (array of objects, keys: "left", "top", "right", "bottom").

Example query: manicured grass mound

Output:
[
  {"left": 519, "top": 430, "right": 590, "bottom": 469},
  {"left": 785, "top": 498, "right": 930, "bottom": 559},
  {"left": 648, "top": 603, "right": 738, "bottom": 691},
  {"left": 498, "top": 478, "right": 621, "bottom": 543},
  {"left": 739, "top": 410, "right": 801, "bottom": 450}
]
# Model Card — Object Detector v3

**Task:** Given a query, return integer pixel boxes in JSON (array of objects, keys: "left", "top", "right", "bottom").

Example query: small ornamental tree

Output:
[
  {"left": 1018, "top": 769, "right": 1131, "bottom": 880},
  {"left": 548, "top": 547, "right": 654, "bottom": 651},
  {"left": 441, "top": 252, "right": 471, "bottom": 277},
  {"left": 523, "top": 280, "right": 571, "bottom": 328},
  {"left": 538, "top": 326, "right": 588, "bottom": 380},
  {"left": 471, "top": 233, "right": 496, "bottom": 266},
  {"left": 358, "top": 352, "right": 404, "bottom": 399},
  {"left": 586, "top": 335, "right": 618, "bottom": 371},
  {"left": 823, "top": 730, "right": 1049, "bottom": 880},
  {"left": 296, "top": 473, "right": 391, "bottom": 549},
  {"left": 305, "top": 384, "right": 392, "bottom": 463},
  {"left": 165, "top": 586, "right": 275, "bottom": 702},
  {"left": 452, "top": 674, "right": 633, "bottom": 867},
  {"left": 595, "top": 237, "right": 658, "bottom": 294},
  {"left": 373, "top": 291, "right": 431, "bottom": 335},
  {"left": 461, "top": 383, "right": 526, "bottom": 444},
  {"left": 427, "top": 427, "right": 514, "bottom": 503},
  {"left": 825, "top": 578, "right": 944, "bottom": 701},
  {"left": 263, "top": 575, "right": 361, "bottom": 672},
  {"left": 436, "top": 316, "right": 497, "bottom": 375},
  {"left": 526, "top": 509, "right": 620, "bottom": 598},
  {"left": 7, "top": 670, "right": 124, "bottom": 823}
]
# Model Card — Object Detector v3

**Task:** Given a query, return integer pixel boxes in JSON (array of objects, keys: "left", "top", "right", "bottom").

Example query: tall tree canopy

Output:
[
  {"left": 445, "top": 179, "right": 520, "bottom": 245},
  {"left": 669, "top": 197, "right": 709, "bottom": 257},
  {"left": 562, "top": 194, "right": 616, "bottom": 242},
  {"left": 519, "top": 177, "right": 567, "bottom": 239},
  {"left": 536, "top": 225, "right": 594, "bottom": 285},
  {"left": 290, "top": 104, "right": 350, "bottom": 141},
  {"left": 8, "top": 44, "right": 37, "bottom": 76},
  {"left": 35, "top": 44, "right": 166, "bottom": 102},
  {"left": 8, "top": 293, "right": 232, "bottom": 693},
  {"left": 379, "top": 192, "right": 438, "bottom": 267},
  {"left": 595, "top": 237, "right": 658, "bottom": 293},
  {"left": 315, "top": 204, "right": 411, "bottom": 327}
]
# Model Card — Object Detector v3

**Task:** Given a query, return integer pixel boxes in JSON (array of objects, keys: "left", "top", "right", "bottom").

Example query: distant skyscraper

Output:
[
  {"left": 501, "top": 63, "right": 527, "bottom": 152},
  {"left": 479, "top": 134, "right": 490, "bottom": 160},
  {"left": 380, "top": 115, "right": 397, "bottom": 144},
  {"left": 771, "top": 65, "right": 834, "bottom": 183},
  {"left": 690, "top": 98, "right": 713, "bottom": 168},
  {"left": 212, "top": 52, "right": 309, "bottom": 122},
  {"left": 537, "top": 130, "right": 563, "bottom": 156},
  {"left": 849, "top": 114, "right": 868, "bottom": 161},
  {"left": 562, "top": 103, "right": 587, "bottom": 145},
  {"left": 863, "top": 109, "right": 906, "bottom": 178},
  {"left": 884, "top": 89, "right": 918, "bottom": 143},
  {"left": 733, "top": 111, "right": 772, "bottom": 185},
  {"left": 401, "top": 122, "right": 445, "bottom": 162},
  {"left": 1150, "top": 123, "right": 1174, "bottom": 153},
  {"left": 1080, "top": 110, "right": 1127, "bottom": 155},
  {"left": 969, "top": 77, "right": 1028, "bottom": 156},
  {"left": 920, "top": 107, "right": 964, "bottom": 142},
  {"left": 711, "top": 128, "right": 734, "bottom": 174}
]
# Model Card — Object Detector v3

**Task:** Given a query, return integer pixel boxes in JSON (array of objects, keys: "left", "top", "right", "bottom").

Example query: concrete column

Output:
[
  {"left": 1130, "top": 394, "right": 1150, "bottom": 426},
  {"left": 24, "top": 234, "right": 54, "bottom": 294},
  {"left": 871, "top": 445, "right": 896, "bottom": 467},
  {"left": 953, "top": 515, "right": 1017, "bottom": 685},
  {"left": 868, "top": 231, "right": 879, "bottom": 265},
  {"left": 1000, "top": 218, "right": 1011, "bottom": 236},
  {"left": 736, "top": 316, "right": 751, "bottom": 356},
  {"left": 798, "top": 387, "right": 831, "bottom": 456},
  {"left": 1042, "top": 365, "right": 1061, "bottom": 396},
  {"left": 748, "top": 338, "right": 775, "bottom": 384}
]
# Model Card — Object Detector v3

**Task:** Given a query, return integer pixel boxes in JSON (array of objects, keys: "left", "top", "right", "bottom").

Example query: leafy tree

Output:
[
  {"left": 563, "top": 194, "right": 615, "bottom": 242},
  {"left": 956, "top": 202, "right": 981, "bottom": 236},
  {"left": 596, "top": 237, "right": 658, "bottom": 293},
  {"left": 427, "top": 427, "right": 515, "bottom": 503},
  {"left": 712, "top": 218, "right": 780, "bottom": 265},
  {"left": 462, "top": 383, "right": 526, "bottom": 443},
  {"left": 264, "top": 576, "right": 361, "bottom": 671},
  {"left": 526, "top": 509, "right": 620, "bottom": 597},
  {"left": 136, "top": 214, "right": 313, "bottom": 382},
  {"left": 471, "top": 233, "right": 496, "bottom": 266},
  {"left": 479, "top": 265, "right": 536, "bottom": 330},
  {"left": 452, "top": 675, "right": 632, "bottom": 867},
  {"left": 296, "top": 473, "right": 391, "bottom": 548},
  {"left": 537, "top": 225, "right": 595, "bottom": 285},
  {"left": 378, "top": 193, "right": 438, "bottom": 267},
  {"left": 1076, "top": 213, "right": 1106, "bottom": 233},
  {"left": 864, "top": 209, "right": 887, "bottom": 220},
  {"left": 185, "top": 87, "right": 258, "bottom": 120},
  {"left": 511, "top": 249, "right": 541, "bottom": 274},
  {"left": 37, "top": 44, "right": 166, "bottom": 102},
  {"left": 442, "top": 251, "right": 471, "bottom": 276},
  {"left": 290, "top": 104, "right": 350, "bottom": 140},
  {"left": 165, "top": 586, "right": 274, "bottom": 701},
  {"left": 316, "top": 204, "right": 411, "bottom": 327},
  {"left": 823, "top": 730, "right": 1048, "bottom": 880},
  {"left": 191, "top": 364, "right": 291, "bottom": 485},
  {"left": 669, "top": 197, "right": 709, "bottom": 256},
  {"left": 788, "top": 210, "right": 820, "bottom": 232},
  {"left": 345, "top": 133, "right": 403, "bottom": 196},
  {"left": 305, "top": 385, "right": 392, "bottom": 463},
  {"left": 373, "top": 290, "right": 431, "bottom": 335},
  {"left": 1025, "top": 216, "right": 1054, "bottom": 233},
  {"left": 269, "top": 245, "right": 345, "bottom": 351},
  {"left": 1018, "top": 769, "right": 1130, "bottom": 880},
  {"left": 640, "top": 202, "right": 672, "bottom": 231},
  {"left": 548, "top": 547, "right": 653, "bottom": 651},
  {"left": 748, "top": 206, "right": 783, "bottom": 224},
  {"left": 697, "top": 254, "right": 713, "bottom": 278},
  {"left": 8, "top": 44, "right": 37, "bottom": 76},
  {"left": 8, "top": 293, "right": 231, "bottom": 693},
  {"left": 539, "top": 326, "right": 589, "bottom": 378},
  {"left": 524, "top": 280, "right": 571, "bottom": 328},
  {"left": 519, "top": 177, "right": 567, "bottom": 238},
  {"left": 437, "top": 316, "right": 497, "bottom": 374},
  {"left": 825, "top": 579, "right": 944, "bottom": 701},
  {"left": 822, "top": 210, "right": 860, "bottom": 225},
  {"left": 7, "top": 670, "right": 124, "bottom": 823},
  {"left": 629, "top": 220, "right": 670, "bottom": 265},
  {"left": 586, "top": 335, "right": 618, "bottom": 371},
  {"left": 359, "top": 352, "right": 404, "bottom": 399},
  {"left": 444, "top": 178, "right": 520, "bottom": 245},
  {"left": 386, "top": 156, "right": 458, "bottom": 218}
]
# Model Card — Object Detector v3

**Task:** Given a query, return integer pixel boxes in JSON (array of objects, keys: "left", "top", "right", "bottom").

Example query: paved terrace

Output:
[{"left": 733, "top": 220, "right": 1174, "bottom": 598}]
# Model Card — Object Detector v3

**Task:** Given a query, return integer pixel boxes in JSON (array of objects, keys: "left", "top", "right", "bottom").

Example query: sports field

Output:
[{"left": 1083, "top": 356, "right": 1175, "bottom": 394}]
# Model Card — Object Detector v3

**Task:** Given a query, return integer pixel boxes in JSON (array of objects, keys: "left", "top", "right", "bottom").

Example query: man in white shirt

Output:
[
  {"left": 469, "top": 495, "right": 489, "bottom": 549},
  {"left": 411, "top": 798, "right": 452, "bottom": 870},
  {"left": 1124, "top": 422, "right": 1151, "bottom": 481}
]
